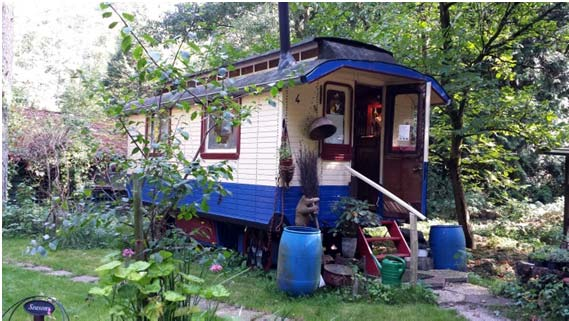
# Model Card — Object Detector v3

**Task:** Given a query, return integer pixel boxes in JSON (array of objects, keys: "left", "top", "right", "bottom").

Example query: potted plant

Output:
[
  {"left": 331, "top": 197, "right": 379, "bottom": 258},
  {"left": 279, "top": 144, "right": 294, "bottom": 187}
]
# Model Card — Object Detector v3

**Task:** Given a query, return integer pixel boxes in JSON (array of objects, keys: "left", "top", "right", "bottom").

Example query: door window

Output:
[{"left": 391, "top": 93, "right": 418, "bottom": 152}]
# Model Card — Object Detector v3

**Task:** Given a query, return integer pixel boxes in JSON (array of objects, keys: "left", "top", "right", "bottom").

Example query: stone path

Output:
[
  {"left": 14, "top": 262, "right": 99, "bottom": 283},
  {"left": 435, "top": 283, "right": 512, "bottom": 321}
]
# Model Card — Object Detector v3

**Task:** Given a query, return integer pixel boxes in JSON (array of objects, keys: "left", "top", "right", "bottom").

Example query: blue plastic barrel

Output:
[
  {"left": 277, "top": 226, "right": 322, "bottom": 296},
  {"left": 429, "top": 225, "right": 467, "bottom": 271}
]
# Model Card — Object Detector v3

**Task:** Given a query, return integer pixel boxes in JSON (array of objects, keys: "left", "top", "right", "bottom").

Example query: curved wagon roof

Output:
[{"left": 132, "top": 37, "right": 450, "bottom": 111}]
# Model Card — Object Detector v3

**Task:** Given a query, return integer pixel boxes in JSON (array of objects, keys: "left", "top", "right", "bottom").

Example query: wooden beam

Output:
[{"left": 410, "top": 213, "right": 418, "bottom": 285}]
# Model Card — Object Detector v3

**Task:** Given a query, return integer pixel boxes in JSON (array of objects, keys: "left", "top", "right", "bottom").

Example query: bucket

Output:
[
  {"left": 381, "top": 255, "right": 406, "bottom": 286},
  {"left": 277, "top": 226, "right": 322, "bottom": 296},
  {"left": 429, "top": 225, "right": 467, "bottom": 271}
]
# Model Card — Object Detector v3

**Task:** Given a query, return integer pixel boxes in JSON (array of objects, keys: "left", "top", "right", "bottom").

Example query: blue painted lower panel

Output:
[
  {"left": 137, "top": 180, "right": 349, "bottom": 227},
  {"left": 278, "top": 186, "right": 350, "bottom": 228}
]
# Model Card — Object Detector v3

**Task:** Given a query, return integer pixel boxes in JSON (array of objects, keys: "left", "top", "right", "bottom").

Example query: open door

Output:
[
  {"left": 352, "top": 84, "right": 383, "bottom": 208},
  {"left": 382, "top": 86, "right": 425, "bottom": 221}
]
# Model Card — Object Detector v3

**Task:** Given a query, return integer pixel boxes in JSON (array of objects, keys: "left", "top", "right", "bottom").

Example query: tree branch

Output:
[{"left": 471, "top": 3, "right": 519, "bottom": 65}]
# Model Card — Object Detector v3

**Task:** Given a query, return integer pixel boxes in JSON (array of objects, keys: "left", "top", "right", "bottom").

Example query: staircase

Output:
[{"left": 356, "top": 220, "right": 411, "bottom": 276}]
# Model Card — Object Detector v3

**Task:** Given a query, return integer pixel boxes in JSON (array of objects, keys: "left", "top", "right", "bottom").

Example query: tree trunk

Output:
[
  {"left": 448, "top": 134, "right": 475, "bottom": 249},
  {"left": 438, "top": 3, "right": 475, "bottom": 249},
  {"left": 2, "top": 3, "right": 14, "bottom": 203}
]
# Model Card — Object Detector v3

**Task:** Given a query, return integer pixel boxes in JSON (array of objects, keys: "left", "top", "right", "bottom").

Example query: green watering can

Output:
[{"left": 372, "top": 255, "right": 406, "bottom": 286}]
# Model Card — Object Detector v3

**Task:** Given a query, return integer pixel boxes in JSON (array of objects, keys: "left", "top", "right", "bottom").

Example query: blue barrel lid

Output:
[
  {"left": 430, "top": 225, "right": 462, "bottom": 228},
  {"left": 284, "top": 226, "right": 321, "bottom": 234}
]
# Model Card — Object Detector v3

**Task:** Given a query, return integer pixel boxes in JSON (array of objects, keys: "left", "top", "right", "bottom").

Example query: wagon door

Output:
[{"left": 381, "top": 85, "right": 426, "bottom": 220}]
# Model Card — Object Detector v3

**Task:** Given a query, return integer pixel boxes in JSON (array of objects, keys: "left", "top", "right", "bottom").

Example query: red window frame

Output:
[{"left": 321, "top": 82, "right": 353, "bottom": 161}]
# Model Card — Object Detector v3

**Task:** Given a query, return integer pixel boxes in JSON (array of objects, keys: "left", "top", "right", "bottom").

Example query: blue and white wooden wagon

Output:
[{"left": 128, "top": 36, "right": 450, "bottom": 262}]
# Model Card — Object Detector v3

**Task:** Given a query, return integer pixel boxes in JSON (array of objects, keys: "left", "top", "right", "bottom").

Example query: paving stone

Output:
[
  {"left": 435, "top": 289, "right": 466, "bottom": 304},
  {"left": 47, "top": 270, "right": 73, "bottom": 277},
  {"left": 70, "top": 275, "right": 99, "bottom": 283},
  {"left": 421, "top": 277, "right": 446, "bottom": 289},
  {"left": 22, "top": 265, "right": 53, "bottom": 273},
  {"left": 197, "top": 301, "right": 292, "bottom": 321},
  {"left": 419, "top": 269, "right": 468, "bottom": 283}
]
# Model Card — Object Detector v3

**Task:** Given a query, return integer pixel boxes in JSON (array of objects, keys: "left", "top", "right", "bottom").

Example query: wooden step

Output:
[
  {"left": 376, "top": 253, "right": 409, "bottom": 261},
  {"left": 366, "top": 236, "right": 401, "bottom": 242}
]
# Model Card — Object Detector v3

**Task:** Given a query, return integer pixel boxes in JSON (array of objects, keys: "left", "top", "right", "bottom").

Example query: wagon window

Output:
[
  {"left": 391, "top": 93, "right": 418, "bottom": 152},
  {"left": 321, "top": 82, "right": 352, "bottom": 161},
  {"left": 145, "top": 108, "right": 171, "bottom": 156},
  {"left": 200, "top": 114, "right": 240, "bottom": 160}
]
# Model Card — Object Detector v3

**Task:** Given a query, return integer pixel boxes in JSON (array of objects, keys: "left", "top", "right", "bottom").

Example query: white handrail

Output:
[{"left": 343, "top": 165, "right": 427, "bottom": 220}]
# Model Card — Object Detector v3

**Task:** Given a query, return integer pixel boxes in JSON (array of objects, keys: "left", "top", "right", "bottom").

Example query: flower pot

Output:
[
  {"left": 279, "top": 158, "right": 294, "bottom": 187},
  {"left": 323, "top": 264, "right": 353, "bottom": 287},
  {"left": 341, "top": 237, "right": 357, "bottom": 258}
]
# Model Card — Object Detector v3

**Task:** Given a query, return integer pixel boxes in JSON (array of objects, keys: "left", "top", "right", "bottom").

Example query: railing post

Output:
[{"left": 410, "top": 212, "right": 418, "bottom": 285}]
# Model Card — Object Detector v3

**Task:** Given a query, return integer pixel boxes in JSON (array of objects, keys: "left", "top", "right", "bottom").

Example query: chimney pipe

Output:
[{"left": 278, "top": 2, "right": 295, "bottom": 71}]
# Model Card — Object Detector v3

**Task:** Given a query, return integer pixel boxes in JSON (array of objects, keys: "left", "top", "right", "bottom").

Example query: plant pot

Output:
[
  {"left": 341, "top": 237, "right": 357, "bottom": 258},
  {"left": 279, "top": 158, "right": 294, "bottom": 187},
  {"left": 322, "top": 264, "right": 353, "bottom": 287}
]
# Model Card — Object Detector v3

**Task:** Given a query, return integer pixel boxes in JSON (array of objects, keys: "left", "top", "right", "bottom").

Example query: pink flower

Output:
[
  {"left": 122, "top": 248, "right": 135, "bottom": 258},
  {"left": 209, "top": 263, "right": 223, "bottom": 273},
  {"left": 47, "top": 308, "right": 52, "bottom": 315}
]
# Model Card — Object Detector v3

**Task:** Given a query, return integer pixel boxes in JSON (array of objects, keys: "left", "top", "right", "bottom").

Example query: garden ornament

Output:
[{"left": 295, "top": 195, "right": 320, "bottom": 227}]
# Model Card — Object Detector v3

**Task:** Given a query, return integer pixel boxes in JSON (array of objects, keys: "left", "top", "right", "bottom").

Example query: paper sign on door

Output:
[{"left": 398, "top": 124, "right": 410, "bottom": 142}]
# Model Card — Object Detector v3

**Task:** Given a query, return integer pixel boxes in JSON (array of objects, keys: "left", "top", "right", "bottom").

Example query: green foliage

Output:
[
  {"left": 56, "top": 199, "right": 132, "bottom": 249},
  {"left": 333, "top": 271, "right": 437, "bottom": 305},
  {"left": 90, "top": 239, "right": 247, "bottom": 321},
  {"left": 529, "top": 246, "right": 569, "bottom": 264},
  {"left": 96, "top": 3, "right": 270, "bottom": 251},
  {"left": 331, "top": 197, "right": 379, "bottom": 237},
  {"left": 475, "top": 198, "right": 564, "bottom": 247},
  {"left": 497, "top": 274, "right": 569, "bottom": 321},
  {"left": 2, "top": 183, "right": 50, "bottom": 237}
]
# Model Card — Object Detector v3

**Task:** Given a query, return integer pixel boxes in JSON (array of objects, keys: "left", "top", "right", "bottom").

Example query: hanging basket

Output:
[
  {"left": 279, "top": 158, "right": 295, "bottom": 187},
  {"left": 279, "top": 120, "right": 294, "bottom": 187}
]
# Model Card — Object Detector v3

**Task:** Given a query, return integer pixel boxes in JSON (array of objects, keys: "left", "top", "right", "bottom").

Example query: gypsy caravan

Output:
[{"left": 128, "top": 35, "right": 450, "bottom": 268}]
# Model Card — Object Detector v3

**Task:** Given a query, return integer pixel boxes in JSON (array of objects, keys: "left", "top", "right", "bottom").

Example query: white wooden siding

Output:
[{"left": 128, "top": 93, "right": 280, "bottom": 187}]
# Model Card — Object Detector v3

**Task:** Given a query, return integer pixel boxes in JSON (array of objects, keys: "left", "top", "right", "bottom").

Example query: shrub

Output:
[
  {"left": 55, "top": 199, "right": 131, "bottom": 249},
  {"left": 497, "top": 274, "right": 569, "bottom": 320},
  {"left": 3, "top": 183, "right": 50, "bottom": 237}
]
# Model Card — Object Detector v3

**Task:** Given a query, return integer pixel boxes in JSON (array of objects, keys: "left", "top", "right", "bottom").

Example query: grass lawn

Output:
[
  {"left": 3, "top": 238, "right": 465, "bottom": 320},
  {"left": 2, "top": 264, "right": 107, "bottom": 321},
  {"left": 3, "top": 238, "right": 114, "bottom": 276},
  {"left": 216, "top": 270, "right": 465, "bottom": 321}
]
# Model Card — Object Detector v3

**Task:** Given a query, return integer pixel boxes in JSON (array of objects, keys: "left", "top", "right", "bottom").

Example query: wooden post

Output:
[
  {"left": 410, "top": 212, "right": 418, "bottom": 285},
  {"left": 561, "top": 156, "right": 569, "bottom": 248}
]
